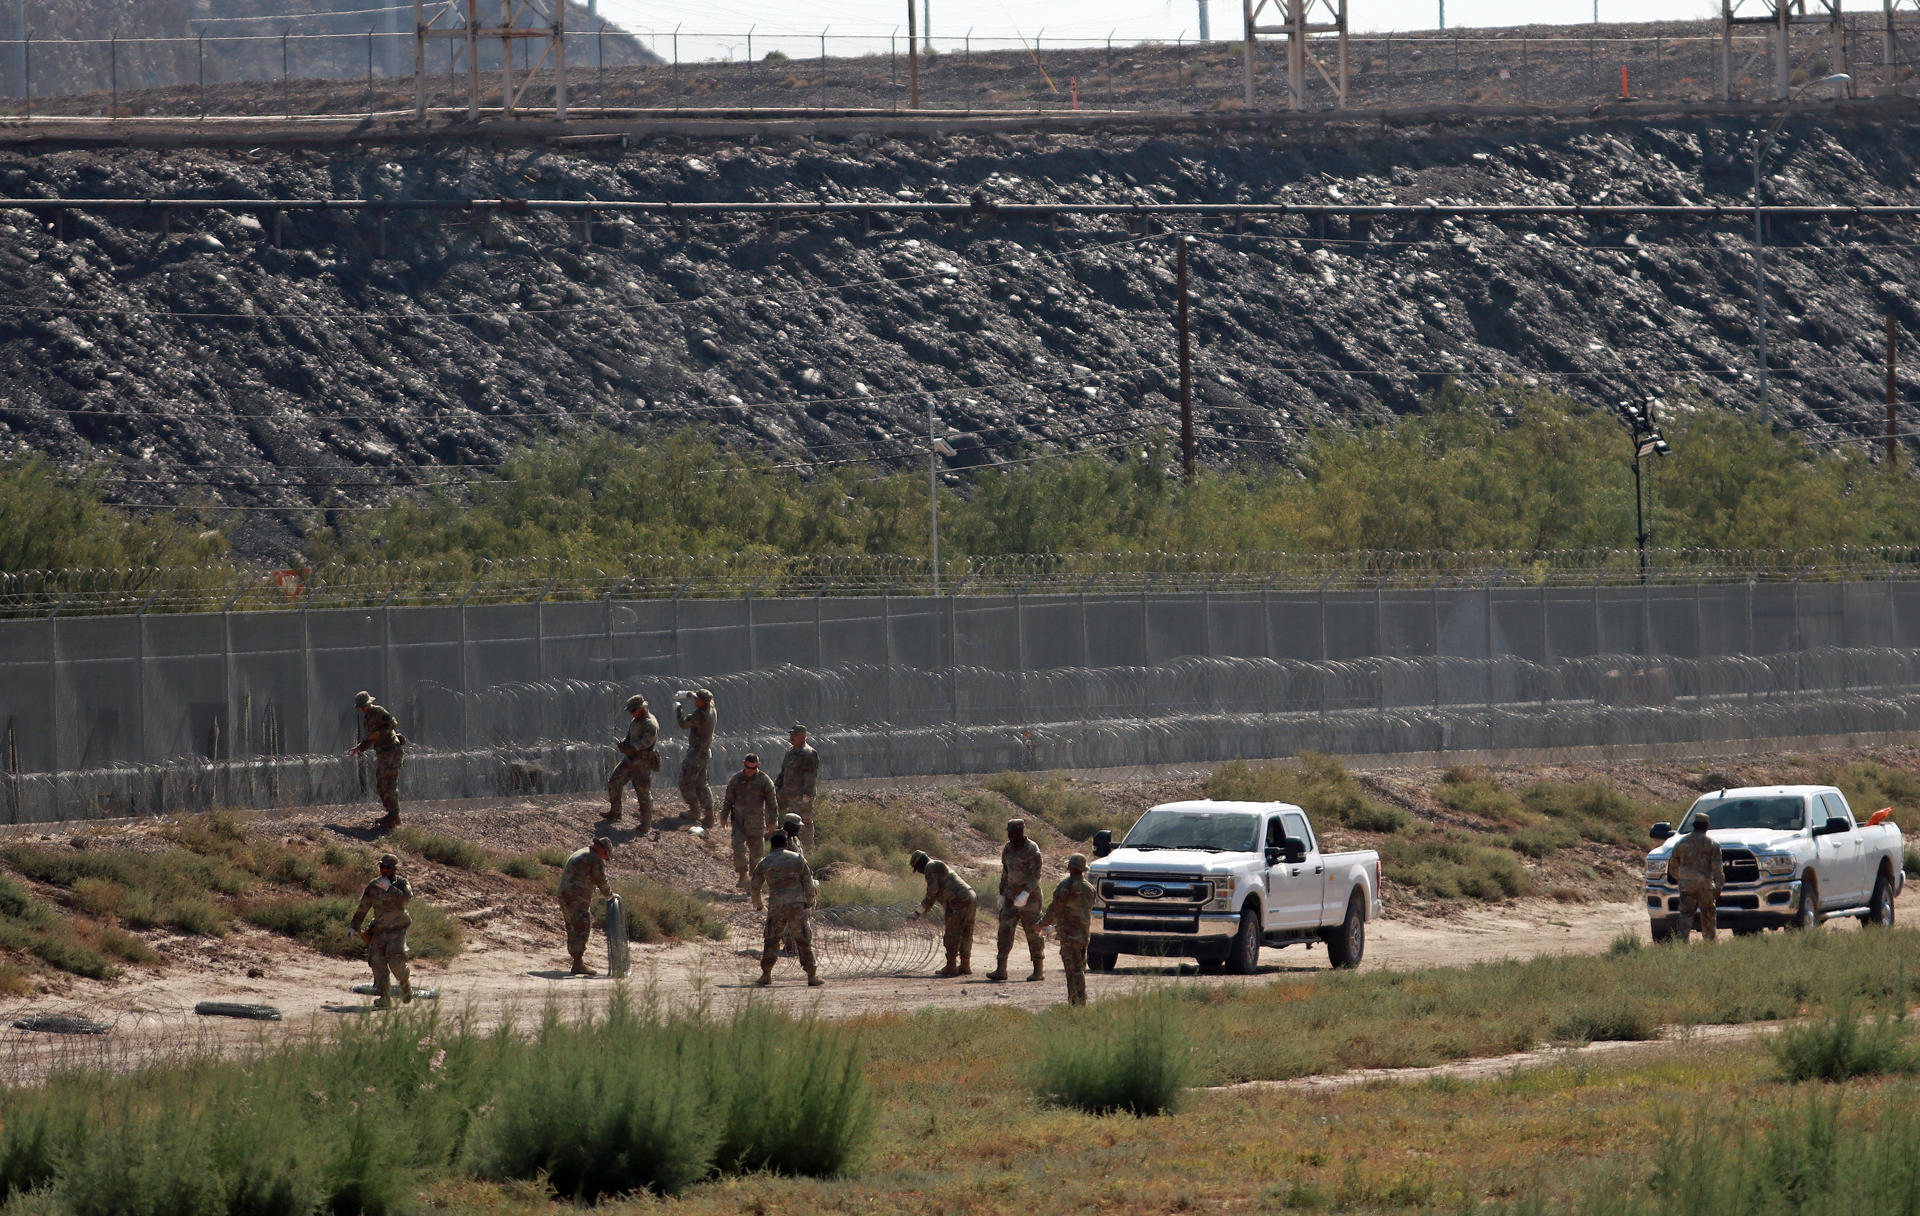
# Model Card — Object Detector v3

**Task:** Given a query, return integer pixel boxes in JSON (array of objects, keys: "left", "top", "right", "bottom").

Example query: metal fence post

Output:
[
  {"left": 672, "top": 25, "right": 679, "bottom": 108},
  {"left": 198, "top": 30, "right": 206, "bottom": 118},
  {"left": 747, "top": 24, "right": 755, "bottom": 103},
  {"left": 1177, "top": 34, "right": 1185, "bottom": 107},
  {"left": 283, "top": 28, "right": 292, "bottom": 118},
  {"left": 597, "top": 22, "right": 605, "bottom": 108},
  {"left": 367, "top": 27, "right": 376, "bottom": 115},
  {"left": 110, "top": 32, "right": 118, "bottom": 117},
  {"left": 820, "top": 27, "right": 828, "bottom": 109},
  {"left": 1107, "top": 33, "right": 1114, "bottom": 108},
  {"left": 891, "top": 28, "right": 898, "bottom": 111},
  {"left": 20, "top": 30, "right": 27, "bottom": 119}
]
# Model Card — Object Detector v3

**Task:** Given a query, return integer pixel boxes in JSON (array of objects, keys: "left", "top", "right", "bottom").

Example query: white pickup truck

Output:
[
  {"left": 1086, "top": 799, "right": 1383, "bottom": 973},
  {"left": 1644, "top": 784, "right": 1904, "bottom": 939}
]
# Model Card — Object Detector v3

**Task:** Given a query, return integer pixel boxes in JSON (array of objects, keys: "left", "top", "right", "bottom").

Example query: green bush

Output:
[
  {"left": 245, "top": 896, "right": 464, "bottom": 960},
  {"left": 3, "top": 843, "right": 247, "bottom": 935},
  {"left": 1906, "top": 848, "right": 1920, "bottom": 880},
  {"left": 601, "top": 879, "right": 726, "bottom": 944},
  {"left": 958, "top": 790, "right": 1016, "bottom": 840},
  {"left": 1380, "top": 833, "right": 1530, "bottom": 901},
  {"left": 387, "top": 828, "right": 495, "bottom": 871},
  {"left": 984, "top": 772, "right": 1108, "bottom": 842},
  {"left": 1034, "top": 997, "right": 1189, "bottom": 1117},
  {"left": 1550, "top": 998, "right": 1659, "bottom": 1044},
  {"left": 0, "top": 872, "right": 122, "bottom": 980},
  {"left": 809, "top": 795, "right": 945, "bottom": 874},
  {"left": 535, "top": 846, "right": 573, "bottom": 868},
  {"left": 1435, "top": 767, "right": 1528, "bottom": 823},
  {"left": 1826, "top": 761, "right": 1920, "bottom": 821},
  {"left": 499, "top": 856, "right": 547, "bottom": 881},
  {"left": 713, "top": 1005, "right": 873, "bottom": 1176},
  {"left": 1769, "top": 1007, "right": 1920, "bottom": 1082},
  {"left": 1203, "top": 755, "right": 1410, "bottom": 833}
]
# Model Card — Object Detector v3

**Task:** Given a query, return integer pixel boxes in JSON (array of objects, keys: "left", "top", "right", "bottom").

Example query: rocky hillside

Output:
[{"left": 0, "top": 110, "right": 1914, "bottom": 559}]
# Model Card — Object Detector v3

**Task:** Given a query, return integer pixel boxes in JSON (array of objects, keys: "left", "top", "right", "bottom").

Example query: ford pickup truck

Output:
[
  {"left": 1086, "top": 799, "right": 1383, "bottom": 973},
  {"left": 1644, "top": 784, "right": 1904, "bottom": 939}
]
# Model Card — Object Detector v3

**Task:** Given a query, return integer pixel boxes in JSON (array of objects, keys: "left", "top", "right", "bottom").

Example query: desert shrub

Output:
[
  {"left": 1550, "top": 998, "right": 1659, "bottom": 1044},
  {"left": 246, "top": 896, "right": 464, "bottom": 960},
  {"left": 983, "top": 772, "right": 1108, "bottom": 842},
  {"left": 959, "top": 790, "right": 1017, "bottom": 839},
  {"left": 535, "top": 846, "right": 573, "bottom": 867},
  {"left": 1906, "top": 848, "right": 1920, "bottom": 880},
  {"left": 815, "top": 874, "right": 927, "bottom": 912},
  {"left": 1435, "top": 767, "right": 1529, "bottom": 823},
  {"left": 387, "top": 828, "right": 494, "bottom": 871},
  {"left": 1828, "top": 761, "right": 1920, "bottom": 822},
  {"left": 0, "top": 872, "right": 121, "bottom": 980},
  {"left": 809, "top": 795, "right": 944, "bottom": 874},
  {"left": 1608, "top": 929, "right": 1643, "bottom": 956},
  {"left": 1203, "top": 755, "right": 1409, "bottom": 833},
  {"left": 499, "top": 856, "right": 546, "bottom": 881},
  {"left": 713, "top": 1005, "right": 873, "bottom": 1176},
  {"left": 1033, "top": 996, "right": 1188, "bottom": 1117},
  {"left": 1379, "top": 834, "right": 1529, "bottom": 901},
  {"left": 601, "top": 879, "right": 726, "bottom": 944},
  {"left": 3, "top": 844, "right": 245, "bottom": 934},
  {"left": 1770, "top": 1006, "right": 1920, "bottom": 1082}
]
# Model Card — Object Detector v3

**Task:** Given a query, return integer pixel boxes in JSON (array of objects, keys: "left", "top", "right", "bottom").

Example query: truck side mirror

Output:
[
  {"left": 1649, "top": 822, "right": 1673, "bottom": 841},
  {"left": 1813, "top": 816, "right": 1852, "bottom": 838},
  {"left": 1092, "top": 829, "right": 1113, "bottom": 859},
  {"left": 1281, "top": 837, "right": 1307, "bottom": 865}
]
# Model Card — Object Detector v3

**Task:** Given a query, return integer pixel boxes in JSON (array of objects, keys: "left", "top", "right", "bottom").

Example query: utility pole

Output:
[
  {"left": 1198, "top": 0, "right": 1211, "bottom": 39},
  {"left": 923, "top": 0, "right": 931, "bottom": 51},
  {"left": 1176, "top": 237, "right": 1195, "bottom": 481},
  {"left": 1890, "top": 315, "right": 1901, "bottom": 469},
  {"left": 907, "top": 0, "right": 919, "bottom": 107},
  {"left": 928, "top": 400, "right": 941, "bottom": 594}
]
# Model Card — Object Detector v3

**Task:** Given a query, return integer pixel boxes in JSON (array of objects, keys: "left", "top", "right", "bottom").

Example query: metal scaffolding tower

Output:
[
  {"left": 413, "top": 0, "right": 569, "bottom": 121},
  {"left": 1885, "top": 0, "right": 1920, "bottom": 90},
  {"left": 1242, "top": 0, "right": 1349, "bottom": 110},
  {"left": 1721, "top": 0, "right": 1847, "bottom": 100}
]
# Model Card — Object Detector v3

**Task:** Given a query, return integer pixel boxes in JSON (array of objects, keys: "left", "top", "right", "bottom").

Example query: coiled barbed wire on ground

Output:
[{"left": 808, "top": 904, "right": 942, "bottom": 978}]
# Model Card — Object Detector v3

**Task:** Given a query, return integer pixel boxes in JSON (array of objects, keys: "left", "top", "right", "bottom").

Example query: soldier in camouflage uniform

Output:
[
  {"left": 723, "top": 753, "right": 780, "bottom": 890},
  {"left": 775, "top": 724, "right": 819, "bottom": 850},
  {"left": 348, "top": 691, "right": 406, "bottom": 829},
  {"left": 911, "top": 849, "right": 976, "bottom": 977},
  {"left": 557, "top": 837, "right": 614, "bottom": 975},
  {"left": 607, "top": 694, "right": 660, "bottom": 829},
  {"left": 1666, "top": 811, "right": 1725, "bottom": 943},
  {"left": 750, "top": 830, "right": 823, "bottom": 987},
  {"left": 675, "top": 689, "right": 718, "bottom": 827},
  {"left": 348, "top": 852, "right": 412, "bottom": 1008},
  {"left": 1036, "top": 853, "right": 1098, "bottom": 1006},
  {"left": 986, "top": 818, "right": 1046, "bottom": 983},
  {"left": 781, "top": 813, "right": 807, "bottom": 856}
]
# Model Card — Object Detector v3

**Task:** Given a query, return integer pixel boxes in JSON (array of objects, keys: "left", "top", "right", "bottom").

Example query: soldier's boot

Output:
[
  {"left": 1066, "top": 972, "right": 1087, "bottom": 1007},
  {"left": 935, "top": 951, "right": 961, "bottom": 978},
  {"left": 397, "top": 976, "right": 413, "bottom": 1004},
  {"left": 570, "top": 954, "right": 597, "bottom": 977},
  {"left": 985, "top": 952, "right": 1010, "bottom": 982},
  {"left": 1027, "top": 943, "right": 1046, "bottom": 981},
  {"left": 374, "top": 810, "right": 400, "bottom": 831},
  {"left": 606, "top": 789, "right": 623, "bottom": 821},
  {"left": 372, "top": 995, "right": 392, "bottom": 1010},
  {"left": 806, "top": 970, "right": 824, "bottom": 988},
  {"left": 957, "top": 947, "right": 972, "bottom": 976},
  {"left": 755, "top": 965, "right": 774, "bottom": 987}
]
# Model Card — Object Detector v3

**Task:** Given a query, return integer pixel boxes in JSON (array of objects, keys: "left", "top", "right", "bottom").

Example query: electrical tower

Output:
[
  {"left": 414, "top": 0, "right": 570, "bottom": 121},
  {"left": 1242, "top": 0, "right": 1349, "bottom": 110}
]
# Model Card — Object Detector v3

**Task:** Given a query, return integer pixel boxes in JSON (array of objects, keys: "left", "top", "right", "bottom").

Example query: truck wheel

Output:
[
  {"left": 1225, "top": 908, "right": 1261, "bottom": 975},
  {"left": 1866, "top": 872, "right": 1896, "bottom": 929},
  {"left": 1087, "top": 951, "right": 1118, "bottom": 973},
  {"left": 1790, "top": 874, "right": 1820, "bottom": 930},
  {"left": 1325, "top": 892, "right": 1366, "bottom": 969}
]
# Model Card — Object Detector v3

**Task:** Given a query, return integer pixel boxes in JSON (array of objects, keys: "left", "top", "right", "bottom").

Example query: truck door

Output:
[
  {"left": 1267, "top": 811, "right": 1326, "bottom": 931},
  {"left": 1817, "top": 793, "right": 1868, "bottom": 904}
]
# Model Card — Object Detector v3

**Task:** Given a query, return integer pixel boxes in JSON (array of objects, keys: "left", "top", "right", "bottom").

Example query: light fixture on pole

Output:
[
  {"left": 1613, "top": 400, "right": 1671, "bottom": 583},
  {"left": 928, "top": 402, "right": 954, "bottom": 595},
  {"left": 1751, "top": 71, "right": 1850, "bottom": 425}
]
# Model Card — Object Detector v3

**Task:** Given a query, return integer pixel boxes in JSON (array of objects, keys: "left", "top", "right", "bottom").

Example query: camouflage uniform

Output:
[
  {"left": 350, "top": 700, "right": 405, "bottom": 824},
  {"left": 776, "top": 735, "right": 819, "bottom": 849},
  {"left": 1037, "top": 857, "right": 1098, "bottom": 1006},
  {"left": 990, "top": 825, "right": 1046, "bottom": 981},
  {"left": 676, "top": 696, "right": 717, "bottom": 826},
  {"left": 723, "top": 764, "right": 780, "bottom": 886},
  {"left": 1667, "top": 824, "right": 1725, "bottom": 943},
  {"left": 558, "top": 843, "right": 613, "bottom": 969},
  {"left": 349, "top": 860, "right": 412, "bottom": 1006},
  {"left": 607, "top": 703, "right": 660, "bottom": 829},
  {"left": 751, "top": 842, "right": 821, "bottom": 985},
  {"left": 918, "top": 857, "right": 977, "bottom": 976}
]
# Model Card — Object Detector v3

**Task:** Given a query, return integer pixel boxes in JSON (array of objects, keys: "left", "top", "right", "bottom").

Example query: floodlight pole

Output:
[
  {"left": 1632, "top": 446, "right": 1648, "bottom": 583},
  {"left": 928, "top": 399, "right": 940, "bottom": 596}
]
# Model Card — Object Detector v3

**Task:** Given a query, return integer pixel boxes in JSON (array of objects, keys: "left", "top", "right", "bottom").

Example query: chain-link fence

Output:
[
  {"left": 0, "top": 22, "right": 1908, "bottom": 120},
  {"left": 7, "top": 578, "right": 1920, "bottom": 821}
]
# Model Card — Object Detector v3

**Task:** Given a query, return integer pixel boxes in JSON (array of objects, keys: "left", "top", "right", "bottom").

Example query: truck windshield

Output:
[
  {"left": 1680, "top": 797, "right": 1806, "bottom": 833},
  {"left": 1122, "top": 811, "right": 1261, "bottom": 852}
]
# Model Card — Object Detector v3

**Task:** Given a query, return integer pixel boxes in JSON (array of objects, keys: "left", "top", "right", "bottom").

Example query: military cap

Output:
[
  {"left": 1067, "top": 853, "right": 1088, "bottom": 872},
  {"left": 625, "top": 694, "right": 646, "bottom": 710},
  {"left": 769, "top": 830, "right": 789, "bottom": 850},
  {"left": 1693, "top": 812, "right": 1711, "bottom": 829},
  {"left": 744, "top": 753, "right": 760, "bottom": 765},
  {"left": 1007, "top": 817, "right": 1026, "bottom": 832},
  {"left": 790, "top": 723, "right": 808, "bottom": 734},
  {"left": 782, "top": 813, "right": 803, "bottom": 831},
  {"left": 593, "top": 836, "right": 613, "bottom": 853},
  {"left": 909, "top": 849, "right": 930, "bottom": 872},
  {"left": 378, "top": 852, "right": 399, "bottom": 867},
  {"left": 354, "top": 691, "right": 373, "bottom": 707},
  {"left": 695, "top": 688, "right": 714, "bottom": 701}
]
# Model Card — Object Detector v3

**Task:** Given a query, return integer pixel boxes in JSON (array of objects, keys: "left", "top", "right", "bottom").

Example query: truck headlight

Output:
[
  {"left": 1208, "top": 875, "right": 1237, "bottom": 910},
  {"left": 1645, "top": 860, "right": 1669, "bottom": 882},
  {"left": 1761, "top": 853, "right": 1796, "bottom": 877}
]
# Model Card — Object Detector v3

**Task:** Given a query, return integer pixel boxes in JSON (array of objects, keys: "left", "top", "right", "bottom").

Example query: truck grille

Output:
[
  {"left": 1721, "top": 849, "right": 1758, "bottom": 885},
  {"left": 1098, "top": 873, "right": 1213, "bottom": 906},
  {"left": 1102, "top": 912, "right": 1202, "bottom": 934}
]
